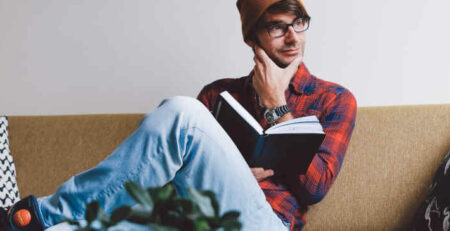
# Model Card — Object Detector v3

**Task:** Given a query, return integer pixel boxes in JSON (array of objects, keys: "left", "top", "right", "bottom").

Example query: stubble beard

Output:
[{"left": 273, "top": 45, "right": 303, "bottom": 68}]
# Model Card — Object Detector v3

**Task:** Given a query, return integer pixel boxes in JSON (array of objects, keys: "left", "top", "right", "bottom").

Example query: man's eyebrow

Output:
[
  {"left": 264, "top": 17, "right": 302, "bottom": 25},
  {"left": 265, "top": 20, "right": 284, "bottom": 24}
]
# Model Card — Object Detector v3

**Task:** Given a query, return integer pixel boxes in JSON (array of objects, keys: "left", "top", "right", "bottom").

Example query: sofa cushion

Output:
[
  {"left": 304, "top": 104, "right": 450, "bottom": 230},
  {"left": 0, "top": 116, "right": 20, "bottom": 208},
  {"left": 411, "top": 149, "right": 450, "bottom": 231}
]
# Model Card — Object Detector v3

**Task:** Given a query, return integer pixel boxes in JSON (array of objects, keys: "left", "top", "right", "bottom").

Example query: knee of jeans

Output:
[
  {"left": 140, "top": 96, "right": 213, "bottom": 131},
  {"left": 158, "top": 96, "right": 210, "bottom": 116}
]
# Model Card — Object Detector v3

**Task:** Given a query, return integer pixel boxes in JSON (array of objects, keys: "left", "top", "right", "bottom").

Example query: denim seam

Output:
[
  {"left": 176, "top": 126, "right": 198, "bottom": 179},
  {"left": 70, "top": 157, "right": 147, "bottom": 218},
  {"left": 72, "top": 123, "right": 185, "bottom": 218},
  {"left": 38, "top": 200, "right": 51, "bottom": 228}
]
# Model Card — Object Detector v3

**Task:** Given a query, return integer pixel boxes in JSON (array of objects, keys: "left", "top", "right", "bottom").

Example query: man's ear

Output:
[{"left": 245, "top": 40, "right": 255, "bottom": 48}]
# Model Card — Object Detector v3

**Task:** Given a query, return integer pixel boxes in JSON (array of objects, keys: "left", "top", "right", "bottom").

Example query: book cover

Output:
[{"left": 213, "top": 91, "right": 325, "bottom": 175}]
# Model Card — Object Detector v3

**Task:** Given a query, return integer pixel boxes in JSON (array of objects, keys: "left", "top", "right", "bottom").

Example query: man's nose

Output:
[{"left": 284, "top": 26, "right": 299, "bottom": 44}]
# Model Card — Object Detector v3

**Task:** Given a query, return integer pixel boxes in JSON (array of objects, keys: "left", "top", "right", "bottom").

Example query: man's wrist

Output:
[
  {"left": 264, "top": 104, "right": 290, "bottom": 123},
  {"left": 260, "top": 96, "right": 287, "bottom": 109}
]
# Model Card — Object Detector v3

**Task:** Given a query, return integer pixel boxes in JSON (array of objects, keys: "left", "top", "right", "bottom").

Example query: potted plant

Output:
[{"left": 64, "top": 182, "right": 242, "bottom": 231}]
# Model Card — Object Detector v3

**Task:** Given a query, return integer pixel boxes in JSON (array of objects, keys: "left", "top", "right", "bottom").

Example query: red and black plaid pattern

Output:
[{"left": 197, "top": 63, "right": 357, "bottom": 230}]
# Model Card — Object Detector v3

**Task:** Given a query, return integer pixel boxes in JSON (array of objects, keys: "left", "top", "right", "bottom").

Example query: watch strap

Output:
[
  {"left": 274, "top": 105, "right": 290, "bottom": 116},
  {"left": 264, "top": 104, "right": 290, "bottom": 123}
]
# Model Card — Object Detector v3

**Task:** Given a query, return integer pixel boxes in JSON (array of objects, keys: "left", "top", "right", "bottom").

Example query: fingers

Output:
[
  {"left": 253, "top": 44, "right": 273, "bottom": 66},
  {"left": 250, "top": 168, "right": 274, "bottom": 181},
  {"left": 252, "top": 46, "right": 262, "bottom": 63},
  {"left": 251, "top": 167, "right": 264, "bottom": 175},
  {"left": 253, "top": 55, "right": 264, "bottom": 68},
  {"left": 258, "top": 169, "right": 274, "bottom": 181},
  {"left": 253, "top": 54, "right": 264, "bottom": 82},
  {"left": 263, "top": 169, "right": 274, "bottom": 178},
  {"left": 251, "top": 167, "right": 263, "bottom": 172}
]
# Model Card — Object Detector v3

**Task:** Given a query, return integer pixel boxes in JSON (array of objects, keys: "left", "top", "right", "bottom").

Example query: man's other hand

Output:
[{"left": 251, "top": 167, "right": 274, "bottom": 182}]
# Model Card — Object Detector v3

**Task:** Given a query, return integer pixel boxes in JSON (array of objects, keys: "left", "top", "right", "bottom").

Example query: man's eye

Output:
[
  {"left": 294, "top": 20, "right": 304, "bottom": 26},
  {"left": 270, "top": 25, "right": 284, "bottom": 30}
]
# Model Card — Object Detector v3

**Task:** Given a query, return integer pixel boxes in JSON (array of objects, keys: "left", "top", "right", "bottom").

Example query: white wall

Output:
[
  {"left": 1, "top": 0, "right": 449, "bottom": 115},
  {"left": 305, "top": 0, "right": 450, "bottom": 108}
]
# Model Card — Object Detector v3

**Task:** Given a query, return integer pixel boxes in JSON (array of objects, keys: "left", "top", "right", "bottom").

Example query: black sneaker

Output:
[{"left": 0, "top": 195, "right": 44, "bottom": 231}]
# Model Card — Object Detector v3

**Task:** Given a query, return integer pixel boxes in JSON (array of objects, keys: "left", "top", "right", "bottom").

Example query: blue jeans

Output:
[{"left": 38, "top": 96, "right": 289, "bottom": 231}]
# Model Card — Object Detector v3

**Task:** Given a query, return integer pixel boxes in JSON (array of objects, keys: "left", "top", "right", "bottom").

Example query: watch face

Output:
[{"left": 264, "top": 110, "right": 277, "bottom": 123}]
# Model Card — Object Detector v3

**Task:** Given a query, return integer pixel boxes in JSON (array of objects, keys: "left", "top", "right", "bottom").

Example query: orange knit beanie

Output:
[{"left": 236, "top": 0, "right": 306, "bottom": 41}]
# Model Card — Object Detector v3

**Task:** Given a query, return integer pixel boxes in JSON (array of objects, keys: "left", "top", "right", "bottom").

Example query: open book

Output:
[{"left": 213, "top": 91, "right": 325, "bottom": 175}]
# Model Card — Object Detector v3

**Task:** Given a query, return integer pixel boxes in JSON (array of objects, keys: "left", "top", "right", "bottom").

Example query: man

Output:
[
  {"left": 0, "top": 0, "right": 356, "bottom": 230},
  {"left": 198, "top": 0, "right": 356, "bottom": 229}
]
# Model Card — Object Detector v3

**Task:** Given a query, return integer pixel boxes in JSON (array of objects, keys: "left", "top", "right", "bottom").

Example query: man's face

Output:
[{"left": 248, "top": 13, "right": 306, "bottom": 68}]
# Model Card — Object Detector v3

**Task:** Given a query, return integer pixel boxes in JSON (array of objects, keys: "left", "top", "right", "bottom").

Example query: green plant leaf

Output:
[
  {"left": 221, "top": 211, "right": 240, "bottom": 221},
  {"left": 194, "top": 218, "right": 210, "bottom": 231},
  {"left": 147, "top": 223, "right": 179, "bottom": 231},
  {"left": 127, "top": 209, "right": 153, "bottom": 225},
  {"left": 221, "top": 211, "right": 242, "bottom": 231},
  {"left": 222, "top": 219, "right": 243, "bottom": 231},
  {"left": 147, "top": 183, "right": 175, "bottom": 202},
  {"left": 110, "top": 206, "right": 132, "bottom": 223},
  {"left": 199, "top": 191, "right": 220, "bottom": 217},
  {"left": 204, "top": 216, "right": 221, "bottom": 228},
  {"left": 157, "top": 183, "right": 174, "bottom": 201},
  {"left": 125, "top": 181, "right": 154, "bottom": 210},
  {"left": 85, "top": 201, "right": 100, "bottom": 223},
  {"left": 172, "top": 198, "right": 195, "bottom": 214},
  {"left": 187, "top": 188, "right": 215, "bottom": 217}
]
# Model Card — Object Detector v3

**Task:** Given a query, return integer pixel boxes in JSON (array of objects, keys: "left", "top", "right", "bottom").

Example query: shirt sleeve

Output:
[
  {"left": 294, "top": 89, "right": 357, "bottom": 205},
  {"left": 197, "top": 84, "right": 216, "bottom": 109},
  {"left": 197, "top": 79, "right": 231, "bottom": 111}
]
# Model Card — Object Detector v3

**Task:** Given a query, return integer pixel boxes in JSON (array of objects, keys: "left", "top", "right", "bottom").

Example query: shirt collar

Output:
[
  {"left": 245, "top": 62, "right": 314, "bottom": 95},
  {"left": 289, "top": 62, "right": 314, "bottom": 95}
]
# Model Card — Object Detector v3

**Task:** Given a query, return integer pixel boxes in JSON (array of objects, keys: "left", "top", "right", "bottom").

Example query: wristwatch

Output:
[{"left": 264, "top": 105, "right": 290, "bottom": 123}]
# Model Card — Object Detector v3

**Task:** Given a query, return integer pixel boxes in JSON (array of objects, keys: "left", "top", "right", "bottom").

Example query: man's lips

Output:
[{"left": 281, "top": 48, "right": 300, "bottom": 55}]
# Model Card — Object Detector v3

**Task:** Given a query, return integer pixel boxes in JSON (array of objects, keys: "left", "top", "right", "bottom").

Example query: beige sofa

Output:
[{"left": 7, "top": 104, "right": 450, "bottom": 230}]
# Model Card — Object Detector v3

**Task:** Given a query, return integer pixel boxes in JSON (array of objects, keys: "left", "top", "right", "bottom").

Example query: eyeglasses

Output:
[{"left": 262, "top": 17, "right": 310, "bottom": 38}]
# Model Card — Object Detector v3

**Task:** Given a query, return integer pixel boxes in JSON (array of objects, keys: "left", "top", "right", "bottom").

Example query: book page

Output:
[
  {"left": 270, "top": 115, "right": 318, "bottom": 129},
  {"left": 220, "top": 91, "right": 263, "bottom": 135},
  {"left": 266, "top": 116, "right": 324, "bottom": 135},
  {"left": 265, "top": 123, "right": 324, "bottom": 134}
]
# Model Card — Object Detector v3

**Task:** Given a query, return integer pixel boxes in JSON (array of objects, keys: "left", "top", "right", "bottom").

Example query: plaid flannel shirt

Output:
[{"left": 197, "top": 63, "right": 357, "bottom": 230}]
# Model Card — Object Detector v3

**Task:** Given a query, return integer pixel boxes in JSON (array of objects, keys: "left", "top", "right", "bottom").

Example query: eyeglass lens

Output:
[{"left": 268, "top": 18, "right": 309, "bottom": 38}]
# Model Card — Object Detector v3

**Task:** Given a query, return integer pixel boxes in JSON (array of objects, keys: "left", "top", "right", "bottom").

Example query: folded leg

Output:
[{"left": 38, "top": 96, "right": 287, "bottom": 231}]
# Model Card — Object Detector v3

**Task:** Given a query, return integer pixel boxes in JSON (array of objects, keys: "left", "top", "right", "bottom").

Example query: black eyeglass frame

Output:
[{"left": 261, "top": 16, "right": 311, "bottom": 38}]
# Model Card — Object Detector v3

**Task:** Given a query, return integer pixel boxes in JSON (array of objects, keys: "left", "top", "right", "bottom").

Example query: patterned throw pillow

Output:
[
  {"left": 0, "top": 116, "right": 20, "bottom": 208},
  {"left": 412, "top": 149, "right": 450, "bottom": 231}
]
